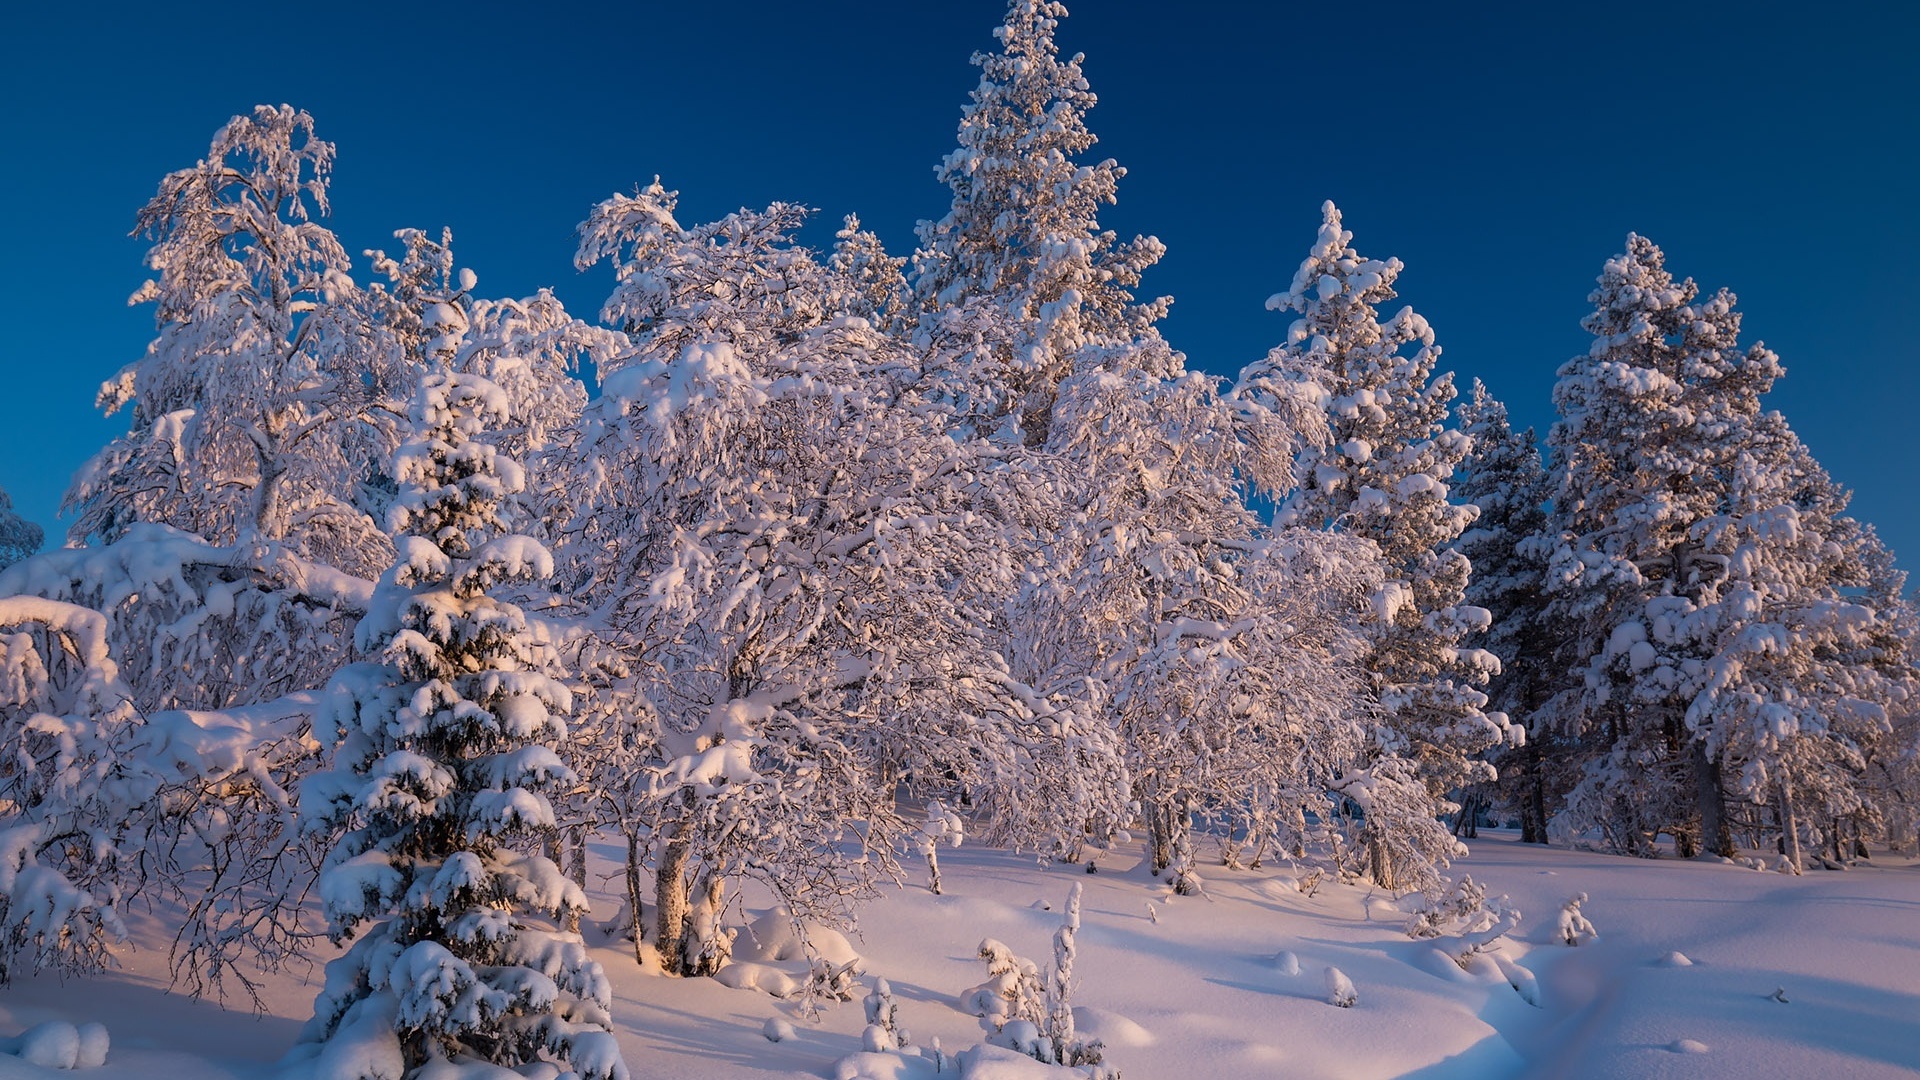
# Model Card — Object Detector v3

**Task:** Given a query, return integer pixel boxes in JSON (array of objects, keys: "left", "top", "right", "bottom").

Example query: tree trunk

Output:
[
  {"left": 1693, "top": 741, "right": 1734, "bottom": 858},
  {"left": 1777, "top": 778, "right": 1802, "bottom": 874},
  {"left": 655, "top": 825, "right": 692, "bottom": 975},
  {"left": 1519, "top": 739, "right": 1549, "bottom": 844},
  {"left": 682, "top": 872, "right": 729, "bottom": 976},
  {"left": 1167, "top": 793, "right": 1200, "bottom": 895},
  {"left": 569, "top": 825, "right": 588, "bottom": 889},
  {"left": 1286, "top": 803, "right": 1308, "bottom": 859},
  {"left": 625, "top": 831, "right": 647, "bottom": 966},
  {"left": 1453, "top": 790, "right": 1481, "bottom": 839},
  {"left": 1368, "top": 835, "right": 1396, "bottom": 891},
  {"left": 1147, "top": 802, "right": 1172, "bottom": 875}
]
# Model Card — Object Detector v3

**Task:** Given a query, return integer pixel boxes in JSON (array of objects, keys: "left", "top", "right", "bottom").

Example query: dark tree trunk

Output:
[
  {"left": 1693, "top": 741, "right": 1734, "bottom": 858},
  {"left": 625, "top": 830, "right": 647, "bottom": 965}
]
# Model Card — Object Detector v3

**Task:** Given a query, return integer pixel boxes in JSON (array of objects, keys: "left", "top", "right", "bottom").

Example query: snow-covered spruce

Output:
[
  {"left": 1451, "top": 382, "right": 1556, "bottom": 845},
  {"left": 910, "top": 0, "right": 1174, "bottom": 448},
  {"left": 294, "top": 372, "right": 624, "bottom": 1080},
  {"left": 1537, "top": 235, "right": 1917, "bottom": 861},
  {"left": 1251, "top": 201, "right": 1517, "bottom": 894},
  {"left": 0, "top": 488, "right": 41, "bottom": 570}
]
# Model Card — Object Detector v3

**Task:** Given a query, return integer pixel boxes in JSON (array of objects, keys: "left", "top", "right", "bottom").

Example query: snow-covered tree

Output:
[
  {"left": 361, "top": 227, "right": 619, "bottom": 540},
  {"left": 0, "top": 597, "right": 139, "bottom": 981},
  {"left": 0, "top": 489, "right": 41, "bottom": 570},
  {"left": 831, "top": 215, "right": 908, "bottom": 328},
  {"left": 296, "top": 372, "right": 623, "bottom": 1079},
  {"left": 570, "top": 187, "right": 1058, "bottom": 971},
  {"left": 1681, "top": 416, "right": 1917, "bottom": 869},
  {"left": 1253, "top": 202, "right": 1513, "bottom": 890},
  {"left": 911, "top": 0, "right": 1174, "bottom": 446},
  {"left": 68, "top": 106, "right": 402, "bottom": 580},
  {"left": 1453, "top": 382, "right": 1557, "bottom": 842},
  {"left": 1028, "top": 360, "right": 1380, "bottom": 889},
  {"left": 1540, "top": 236, "right": 1787, "bottom": 857}
]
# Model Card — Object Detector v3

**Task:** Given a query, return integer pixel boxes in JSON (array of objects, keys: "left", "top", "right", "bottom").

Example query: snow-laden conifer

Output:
[
  {"left": 1453, "top": 382, "right": 1557, "bottom": 842},
  {"left": 0, "top": 490, "right": 41, "bottom": 570},
  {"left": 911, "top": 0, "right": 1175, "bottom": 446},
  {"left": 1250, "top": 202, "right": 1513, "bottom": 891},
  {"left": 1678, "top": 416, "right": 1917, "bottom": 868},
  {"left": 0, "top": 597, "right": 139, "bottom": 981},
  {"left": 1542, "top": 236, "right": 1789, "bottom": 857},
  {"left": 296, "top": 372, "right": 623, "bottom": 1079}
]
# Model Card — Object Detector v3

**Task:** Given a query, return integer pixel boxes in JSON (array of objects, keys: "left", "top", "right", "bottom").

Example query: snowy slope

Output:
[{"left": 2, "top": 832, "right": 1916, "bottom": 1079}]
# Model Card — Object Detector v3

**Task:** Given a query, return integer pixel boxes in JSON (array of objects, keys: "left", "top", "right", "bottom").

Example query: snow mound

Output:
[
  {"left": 832, "top": 1049, "right": 941, "bottom": 1080},
  {"left": 3, "top": 1021, "right": 106, "bottom": 1070},
  {"left": 742, "top": 909, "right": 862, "bottom": 967},
  {"left": 1272, "top": 949, "right": 1301, "bottom": 976},
  {"left": 74, "top": 1024, "right": 108, "bottom": 1069},
  {"left": 1325, "top": 966, "right": 1358, "bottom": 1008},
  {"left": 1671, "top": 1038, "right": 1710, "bottom": 1054},
  {"left": 959, "top": 1043, "right": 1089, "bottom": 1077},
  {"left": 713, "top": 961, "right": 800, "bottom": 998},
  {"left": 763, "top": 1018, "right": 796, "bottom": 1043},
  {"left": 18, "top": 1021, "right": 80, "bottom": 1069},
  {"left": 1071, "top": 1005, "right": 1154, "bottom": 1047},
  {"left": 1657, "top": 951, "right": 1695, "bottom": 967}
]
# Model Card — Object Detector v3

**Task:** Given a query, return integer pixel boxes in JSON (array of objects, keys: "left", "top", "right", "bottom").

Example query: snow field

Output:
[{"left": 4, "top": 831, "right": 1914, "bottom": 1078}]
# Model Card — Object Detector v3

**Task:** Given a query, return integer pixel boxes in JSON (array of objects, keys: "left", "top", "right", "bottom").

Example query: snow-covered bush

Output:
[
  {"left": 1557, "top": 893, "right": 1598, "bottom": 946},
  {"left": 1324, "top": 966, "right": 1358, "bottom": 1008},
  {"left": 0, "top": 597, "right": 138, "bottom": 981},
  {"left": 964, "top": 937, "right": 1046, "bottom": 1034},
  {"left": 1404, "top": 874, "right": 1521, "bottom": 967},
  {"left": 864, "top": 976, "right": 908, "bottom": 1051}
]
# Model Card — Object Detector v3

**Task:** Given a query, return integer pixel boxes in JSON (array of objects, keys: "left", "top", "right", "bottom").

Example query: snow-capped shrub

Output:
[
  {"left": 865, "top": 976, "right": 907, "bottom": 1049},
  {"left": 964, "top": 938, "right": 1045, "bottom": 1032},
  {"left": 1557, "top": 893, "right": 1598, "bottom": 946},
  {"left": 1404, "top": 874, "right": 1521, "bottom": 967},
  {"left": 1325, "top": 966, "right": 1358, "bottom": 1008}
]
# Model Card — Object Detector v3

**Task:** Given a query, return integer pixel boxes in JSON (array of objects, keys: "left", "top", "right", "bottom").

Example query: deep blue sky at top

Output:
[{"left": 2, "top": 2, "right": 1916, "bottom": 565}]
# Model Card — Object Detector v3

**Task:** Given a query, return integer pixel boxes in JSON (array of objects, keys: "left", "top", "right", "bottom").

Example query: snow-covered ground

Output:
[{"left": 3, "top": 832, "right": 1917, "bottom": 1079}]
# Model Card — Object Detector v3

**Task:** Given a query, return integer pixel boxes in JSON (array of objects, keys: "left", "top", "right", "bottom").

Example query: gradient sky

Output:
[{"left": 3, "top": 1, "right": 1916, "bottom": 569}]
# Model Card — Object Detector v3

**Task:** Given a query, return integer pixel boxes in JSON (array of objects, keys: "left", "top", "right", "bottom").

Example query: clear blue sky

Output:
[{"left": 3, "top": 1, "right": 1916, "bottom": 569}]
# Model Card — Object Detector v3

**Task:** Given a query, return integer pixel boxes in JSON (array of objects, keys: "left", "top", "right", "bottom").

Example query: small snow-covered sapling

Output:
[
  {"left": 808, "top": 957, "right": 862, "bottom": 1003},
  {"left": 964, "top": 939, "right": 1045, "bottom": 1032},
  {"left": 1405, "top": 875, "right": 1522, "bottom": 967},
  {"left": 1297, "top": 867, "right": 1325, "bottom": 898},
  {"left": 920, "top": 800, "right": 964, "bottom": 895},
  {"left": 1325, "top": 966, "right": 1358, "bottom": 1008},
  {"left": 1558, "top": 893, "right": 1598, "bottom": 946},
  {"left": 864, "top": 976, "right": 909, "bottom": 1049}
]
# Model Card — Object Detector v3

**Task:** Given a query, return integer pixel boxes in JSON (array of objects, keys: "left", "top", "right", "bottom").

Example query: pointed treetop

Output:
[{"left": 912, "top": 0, "right": 1165, "bottom": 337}]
